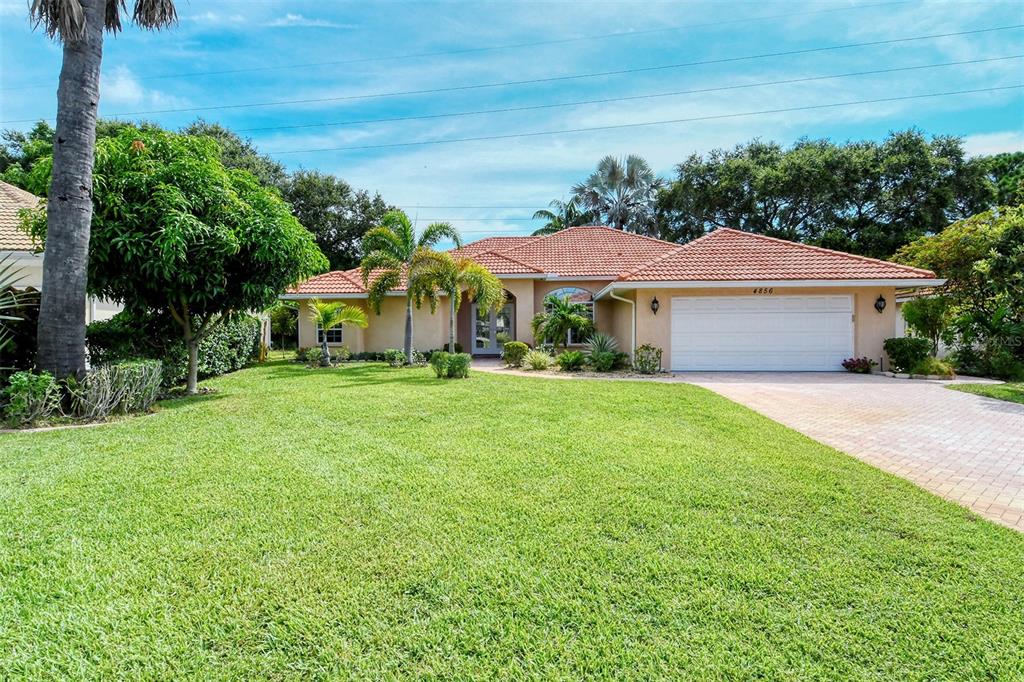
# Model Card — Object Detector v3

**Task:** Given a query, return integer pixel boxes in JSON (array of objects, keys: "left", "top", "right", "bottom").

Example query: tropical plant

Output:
[
  {"left": 523, "top": 349, "right": 552, "bottom": 371},
  {"left": 408, "top": 250, "right": 504, "bottom": 354},
  {"left": 28, "top": 0, "right": 178, "bottom": 380},
  {"left": 307, "top": 299, "right": 368, "bottom": 366},
  {"left": 910, "top": 356, "right": 955, "bottom": 378},
  {"left": 531, "top": 294, "right": 594, "bottom": 349},
  {"left": 0, "top": 254, "right": 26, "bottom": 363},
  {"left": 901, "top": 296, "right": 951, "bottom": 355},
  {"left": 360, "top": 210, "right": 461, "bottom": 365},
  {"left": 531, "top": 198, "right": 596, "bottom": 236},
  {"left": 585, "top": 332, "right": 619, "bottom": 355},
  {"left": 304, "top": 347, "right": 324, "bottom": 368},
  {"left": 588, "top": 351, "right": 618, "bottom": 372},
  {"left": 24, "top": 128, "right": 327, "bottom": 394},
  {"left": 555, "top": 350, "right": 585, "bottom": 371},
  {"left": 502, "top": 341, "right": 529, "bottom": 367},
  {"left": 571, "top": 155, "right": 663, "bottom": 233},
  {"left": 2, "top": 370, "right": 60, "bottom": 426}
]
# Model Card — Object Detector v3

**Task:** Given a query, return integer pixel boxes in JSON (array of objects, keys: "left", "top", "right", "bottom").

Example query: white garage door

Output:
[{"left": 670, "top": 295, "right": 854, "bottom": 371}]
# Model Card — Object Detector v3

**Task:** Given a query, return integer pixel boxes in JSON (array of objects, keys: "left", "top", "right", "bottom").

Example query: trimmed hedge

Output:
[
  {"left": 883, "top": 337, "right": 931, "bottom": 373},
  {"left": 87, "top": 310, "right": 260, "bottom": 387}
]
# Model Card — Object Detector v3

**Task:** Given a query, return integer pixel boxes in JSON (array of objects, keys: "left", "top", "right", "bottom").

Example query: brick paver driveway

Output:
[{"left": 682, "top": 373, "right": 1024, "bottom": 531}]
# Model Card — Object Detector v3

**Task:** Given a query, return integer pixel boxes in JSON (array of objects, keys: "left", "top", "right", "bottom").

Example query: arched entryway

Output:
[{"left": 470, "top": 290, "right": 516, "bottom": 355}]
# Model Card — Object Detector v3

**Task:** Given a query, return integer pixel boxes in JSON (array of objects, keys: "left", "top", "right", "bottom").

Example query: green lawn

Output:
[
  {"left": 2, "top": 362, "right": 1022, "bottom": 679},
  {"left": 948, "top": 381, "right": 1024, "bottom": 405}
]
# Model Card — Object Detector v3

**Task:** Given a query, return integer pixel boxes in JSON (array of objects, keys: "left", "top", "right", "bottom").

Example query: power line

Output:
[
  {"left": 0, "top": 1, "right": 910, "bottom": 91},
  {"left": 268, "top": 85, "right": 1024, "bottom": 155},
  {"left": 5, "top": 24, "right": 1020, "bottom": 124},
  {"left": 231, "top": 55, "right": 1020, "bottom": 134}
]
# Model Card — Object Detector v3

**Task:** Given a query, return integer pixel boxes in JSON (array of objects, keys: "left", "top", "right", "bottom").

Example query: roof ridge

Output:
[
  {"left": 713, "top": 228, "right": 936, "bottom": 277},
  {"left": 557, "top": 224, "right": 684, "bottom": 248},
  {"left": 616, "top": 244, "right": 689, "bottom": 279}
]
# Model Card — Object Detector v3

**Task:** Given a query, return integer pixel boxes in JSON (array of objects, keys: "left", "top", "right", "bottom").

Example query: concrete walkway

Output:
[{"left": 476, "top": 361, "right": 1024, "bottom": 531}]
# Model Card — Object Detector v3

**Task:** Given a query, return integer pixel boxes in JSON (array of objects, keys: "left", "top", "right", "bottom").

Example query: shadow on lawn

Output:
[{"left": 259, "top": 361, "right": 439, "bottom": 389}]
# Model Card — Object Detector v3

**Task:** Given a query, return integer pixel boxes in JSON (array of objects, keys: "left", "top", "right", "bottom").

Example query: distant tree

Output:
[
  {"left": 901, "top": 296, "right": 951, "bottom": 355},
  {"left": 572, "top": 155, "right": 663, "bottom": 233},
  {"left": 656, "top": 131, "right": 996, "bottom": 257},
  {"left": 360, "top": 210, "right": 461, "bottom": 364},
  {"left": 28, "top": 0, "right": 178, "bottom": 380},
  {"left": 282, "top": 170, "right": 392, "bottom": 271},
  {"left": 408, "top": 251, "right": 505, "bottom": 352},
  {"left": 306, "top": 299, "right": 367, "bottom": 365},
  {"left": 985, "top": 151, "right": 1024, "bottom": 206},
  {"left": 23, "top": 128, "right": 327, "bottom": 393},
  {"left": 0, "top": 121, "right": 56, "bottom": 188},
  {"left": 268, "top": 301, "right": 298, "bottom": 350},
  {"left": 180, "top": 119, "right": 288, "bottom": 189},
  {"left": 531, "top": 198, "right": 595, "bottom": 236}
]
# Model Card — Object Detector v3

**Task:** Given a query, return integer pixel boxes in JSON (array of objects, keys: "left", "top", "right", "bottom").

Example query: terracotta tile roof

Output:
[
  {"left": 619, "top": 228, "right": 937, "bottom": 281},
  {"left": 495, "top": 226, "right": 680, "bottom": 277},
  {"left": 287, "top": 225, "right": 935, "bottom": 295},
  {"left": 0, "top": 180, "right": 40, "bottom": 251}
]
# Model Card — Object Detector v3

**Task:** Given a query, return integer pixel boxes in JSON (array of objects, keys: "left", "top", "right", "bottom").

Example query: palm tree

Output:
[
  {"left": 408, "top": 251, "right": 505, "bottom": 353},
  {"left": 307, "top": 299, "right": 368, "bottom": 366},
  {"left": 30, "top": 0, "right": 177, "bottom": 379},
  {"left": 360, "top": 210, "right": 461, "bottom": 364},
  {"left": 0, "top": 255, "right": 27, "bottom": 363},
  {"left": 531, "top": 294, "right": 594, "bottom": 349},
  {"left": 531, "top": 198, "right": 595, "bottom": 236},
  {"left": 571, "top": 155, "right": 663, "bottom": 233}
]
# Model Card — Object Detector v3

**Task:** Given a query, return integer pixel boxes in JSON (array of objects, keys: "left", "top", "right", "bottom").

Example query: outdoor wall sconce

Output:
[
  {"left": 651, "top": 297, "right": 660, "bottom": 315},
  {"left": 874, "top": 295, "right": 887, "bottom": 313}
]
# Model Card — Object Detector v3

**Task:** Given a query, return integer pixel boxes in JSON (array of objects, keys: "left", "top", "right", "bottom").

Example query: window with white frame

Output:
[
  {"left": 545, "top": 287, "right": 594, "bottom": 345},
  {"left": 317, "top": 326, "right": 343, "bottom": 345}
]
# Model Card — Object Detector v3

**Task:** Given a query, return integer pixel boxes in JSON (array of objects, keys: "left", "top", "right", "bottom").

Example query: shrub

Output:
[
  {"left": 841, "top": 357, "right": 876, "bottom": 374},
  {"left": 883, "top": 337, "right": 931, "bottom": 372},
  {"left": 2, "top": 370, "right": 60, "bottom": 426},
  {"left": 429, "top": 351, "right": 450, "bottom": 378},
  {"left": 66, "top": 360, "right": 163, "bottom": 419},
  {"left": 523, "top": 349, "right": 552, "bottom": 370},
  {"left": 332, "top": 345, "right": 352, "bottom": 363},
  {"left": 447, "top": 353, "right": 471, "bottom": 379},
  {"left": 911, "top": 356, "right": 955, "bottom": 378},
  {"left": 87, "top": 309, "right": 260, "bottom": 387},
  {"left": 383, "top": 349, "right": 406, "bottom": 367},
  {"left": 351, "top": 351, "right": 384, "bottom": 362},
  {"left": 443, "top": 342, "right": 464, "bottom": 353},
  {"left": 294, "top": 347, "right": 311, "bottom": 362},
  {"left": 589, "top": 350, "right": 617, "bottom": 372},
  {"left": 502, "top": 341, "right": 529, "bottom": 367},
  {"left": 633, "top": 344, "right": 662, "bottom": 374},
  {"left": 556, "top": 350, "right": 585, "bottom": 371},
  {"left": 585, "top": 332, "right": 619, "bottom": 355},
  {"left": 305, "top": 347, "right": 324, "bottom": 367}
]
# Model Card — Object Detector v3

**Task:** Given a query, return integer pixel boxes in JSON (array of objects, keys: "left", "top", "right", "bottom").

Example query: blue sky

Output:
[{"left": 1, "top": 0, "right": 1022, "bottom": 241}]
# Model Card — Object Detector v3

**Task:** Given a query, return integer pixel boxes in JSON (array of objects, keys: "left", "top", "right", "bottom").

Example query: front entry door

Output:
[{"left": 472, "top": 302, "right": 514, "bottom": 355}]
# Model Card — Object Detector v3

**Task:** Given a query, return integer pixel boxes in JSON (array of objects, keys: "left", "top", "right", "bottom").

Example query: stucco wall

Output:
[
  {"left": 6, "top": 250, "right": 121, "bottom": 324},
  {"left": 627, "top": 285, "right": 898, "bottom": 368},
  {"left": 297, "top": 296, "right": 450, "bottom": 354}
]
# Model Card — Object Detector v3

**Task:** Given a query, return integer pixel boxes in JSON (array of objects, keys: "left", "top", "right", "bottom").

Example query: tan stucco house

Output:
[
  {"left": 282, "top": 226, "right": 942, "bottom": 371},
  {"left": 0, "top": 180, "right": 120, "bottom": 323}
]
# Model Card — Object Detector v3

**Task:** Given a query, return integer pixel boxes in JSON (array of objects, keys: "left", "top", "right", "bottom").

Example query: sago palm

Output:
[
  {"left": 571, "top": 155, "right": 662, "bottom": 233},
  {"left": 531, "top": 294, "right": 594, "bottom": 349},
  {"left": 307, "top": 299, "right": 367, "bottom": 366},
  {"left": 360, "top": 210, "right": 461, "bottom": 364},
  {"left": 29, "top": 0, "right": 177, "bottom": 379},
  {"left": 408, "top": 251, "right": 505, "bottom": 352}
]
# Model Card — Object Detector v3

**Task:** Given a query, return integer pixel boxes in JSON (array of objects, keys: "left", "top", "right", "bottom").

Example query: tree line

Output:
[
  {"left": 534, "top": 131, "right": 1023, "bottom": 259},
  {"left": 1, "top": 119, "right": 393, "bottom": 272}
]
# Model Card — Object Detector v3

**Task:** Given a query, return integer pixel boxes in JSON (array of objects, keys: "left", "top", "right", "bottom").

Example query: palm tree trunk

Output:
[
  {"left": 404, "top": 297, "right": 414, "bottom": 364},
  {"left": 321, "top": 336, "right": 331, "bottom": 366},
  {"left": 449, "top": 294, "right": 457, "bottom": 353},
  {"left": 36, "top": 0, "right": 106, "bottom": 380}
]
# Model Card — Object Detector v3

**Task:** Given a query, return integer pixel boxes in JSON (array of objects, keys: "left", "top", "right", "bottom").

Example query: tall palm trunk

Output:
[
  {"left": 404, "top": 297, "right": 414, "bottom": 364},
  {"left": 36, "top": 0, "right": 106, "bottom": 379},
  {"left": 449, "top": 293, "right": 457, "bottom": 353}
]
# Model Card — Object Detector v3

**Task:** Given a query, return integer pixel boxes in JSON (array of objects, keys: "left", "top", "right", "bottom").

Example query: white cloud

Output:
[
  {"left": 187, "top": 11, "right": 245, "bottom": 25},
  {"left": 266, "top": 14, "right": 353, "bottom": 29},
  {"left": 962, "top": 131, "right": 1024, "bottom": 157},
  {"left": 101, "top": 66, "right": 187, "bottom": 109}
]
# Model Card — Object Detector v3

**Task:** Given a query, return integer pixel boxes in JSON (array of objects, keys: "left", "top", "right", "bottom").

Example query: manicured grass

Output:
[
  {"left": 1, "top": 362, "right": 1022, "bottom": 679},
  {"left": 948, "top": 381, "right": 1024, "bottom": 405}
]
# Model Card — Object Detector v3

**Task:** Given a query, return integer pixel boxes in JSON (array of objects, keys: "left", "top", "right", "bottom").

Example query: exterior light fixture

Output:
[
  {"left": 874, "top": 295, "right": 887, "bottom": 313},
  {"left": 651, "top": 297, "right": 660, "bottom": 315}
]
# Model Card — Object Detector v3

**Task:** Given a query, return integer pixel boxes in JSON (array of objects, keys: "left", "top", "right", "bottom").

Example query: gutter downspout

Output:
[{"left": 608, "top": 288, "right": 635, "bottom": 359}]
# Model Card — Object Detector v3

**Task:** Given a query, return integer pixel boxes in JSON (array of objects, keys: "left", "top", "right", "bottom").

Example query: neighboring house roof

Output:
[
  {"left": 287, "top": 225, "right": 938, "bottom": 296},
  {"left": 0, "top": 180, "right": 40, "bottom": 252}
]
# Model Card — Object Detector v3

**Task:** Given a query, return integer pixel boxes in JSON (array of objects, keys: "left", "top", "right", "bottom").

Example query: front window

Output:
[
  {"left": 546, "top": 287, "right": 594, "bottom": 345},
  {"left": 317, "top": 326, "right": 343, "bottom": 345}
]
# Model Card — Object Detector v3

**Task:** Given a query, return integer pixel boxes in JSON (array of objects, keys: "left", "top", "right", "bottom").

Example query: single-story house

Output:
[
  {"left": 282, "top": 226, "right": 943, "bottom": 371},
  {"left": 0, "top": 180, "right": 120, "bottom": 323}
]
